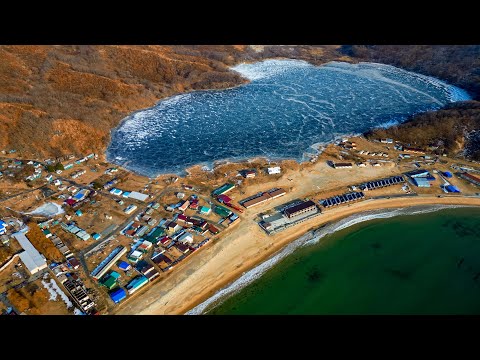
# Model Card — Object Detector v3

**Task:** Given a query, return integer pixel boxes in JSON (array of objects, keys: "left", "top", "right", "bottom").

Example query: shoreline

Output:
[
  {"left": 116, "top": 195, "right": 480, "bottom": 315},
  {"left": 105, "top": 59, "right": 471, "bottom": 179},
  {"left": 188, "top": 203, "right": 473, "bottom": 314}
]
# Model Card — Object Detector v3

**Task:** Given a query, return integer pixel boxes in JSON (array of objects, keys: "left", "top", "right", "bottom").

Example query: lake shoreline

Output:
[{"left": 106, "top": 59, "right": 471, "bottom": 178}]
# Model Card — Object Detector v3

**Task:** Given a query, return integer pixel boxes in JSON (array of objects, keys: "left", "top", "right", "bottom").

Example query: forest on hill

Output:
[
  {"left": 0, "top": 45, "right": 479, "bottom": 159},
  {"left": 365, "top": 101, "right": 480, "bottom": 160}
]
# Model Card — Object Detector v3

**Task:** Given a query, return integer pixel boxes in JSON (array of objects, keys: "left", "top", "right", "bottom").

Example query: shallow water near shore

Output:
[
  {"left": 206, "top": 207, "right": 480, "bottom": 315},
  {"left": 107, "top": 60, "right": 470, "bottom": 176}
]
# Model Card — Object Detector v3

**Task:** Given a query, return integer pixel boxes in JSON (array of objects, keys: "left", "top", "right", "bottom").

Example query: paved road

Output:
[{"left": 0, "top": 185, "right": 49, "bottom": 204}]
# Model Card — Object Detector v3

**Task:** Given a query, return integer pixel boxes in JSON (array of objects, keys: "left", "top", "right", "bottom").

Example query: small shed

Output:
[
  {"left": 443, "top": 171, "right": 453, "bottom": 178},
  {"left": 92, "top": 233, "right": 101, "bottom": 241},
  {"left": 176, "top": 192, "right": 185, "bottom": 199},
  {"left": 110, "top": 271, "right": 121, "bottom": 280},
  {"left": 199, "top": 206, "right": 211, "bottom": 215},
  {"left": 118, "top": 261, "right": 131, "bottom": 271},
  {"left": 75, "top": 210, "right": 83, "bottom": 217}
]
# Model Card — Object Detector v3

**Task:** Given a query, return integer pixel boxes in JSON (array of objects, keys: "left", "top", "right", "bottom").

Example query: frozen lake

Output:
[{"left": 107, "top": 60, "right": 471, "bottom": 176}]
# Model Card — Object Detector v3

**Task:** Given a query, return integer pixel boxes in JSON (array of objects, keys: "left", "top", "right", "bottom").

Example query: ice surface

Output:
[
  {"left": 27, "top": 202, "right": 64, "bottom": 217},
  {"left": 107, "top": 60, "right": 471, "bottom": 177}
]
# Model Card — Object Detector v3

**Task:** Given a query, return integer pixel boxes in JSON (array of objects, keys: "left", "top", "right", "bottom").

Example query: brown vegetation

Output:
[
  {"left": 365, "top": 101, "right": 480, "bottom": 160},
  {"left": 7, "top": 282, "right": 55, "bottom": 315},
  {"left": 0, "top": 45, "right": 479, "bottom": 161},
  {"left": 0, "top": 45, "right": 342, "bottom": 159},
  {"left": 26, "top": 221, "right": 62, "bottom": 261},
  {"left": 0, "top": 246, "right": 13, "bottom": 264},
  {"left": 7, "top": 288, "right": 30, "bottom": 312},
  {"left": 343, "top": 45, "right": 480, "bottom": 99}
]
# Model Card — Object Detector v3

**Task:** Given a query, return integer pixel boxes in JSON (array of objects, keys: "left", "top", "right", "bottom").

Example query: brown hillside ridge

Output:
[
  {"left": 0, "top": 45, "right": 479, "bottom": 160},
  {"left": 365, "top": 101, "right": 480, "bottom": 160}
]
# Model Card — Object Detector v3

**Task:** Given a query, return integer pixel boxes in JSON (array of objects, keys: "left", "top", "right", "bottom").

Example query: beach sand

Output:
[
  {"left": 115, "top": 194, "right": 480, "bottom": 315},
  {"left": 113, "top": 139, "right": 480, "bottom": 315}
]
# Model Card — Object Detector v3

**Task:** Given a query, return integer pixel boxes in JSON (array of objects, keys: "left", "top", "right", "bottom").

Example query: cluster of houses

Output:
[
  {"left": 358, "top": 150, "right": 389, "bottom": 158},
  {"left": 121, "top": 220, "right": 150, "bottom": 238},
  {"left": 64, "top": 188, "right": 96, "bottom": 209},
  {"left": 240, "top": 188, "right": 287, "bottom": 209},
  {"left": 339, "top": 140, "right": 357, "bottom": 150},
  {"left": 320, "top": 191, "right": 365, "bottom": 208},
  {"left": 26, "top": 166, "right": 43, "bottom": 181},
  {"left": 94, "top": 189, "right": 227, "bottom": 306},
  {"left": 60, "top": 222, "right": 91, "bottom": 241},
  {"left": 359, "top": 175, "right": 405, "bottom": 191},
  {"left": 71, "top": 169, "right": 86, "bottom": 179},
  {"left": 43, "top": 228, "right": 74, "bottom": 259},
  {"left": 127, "top": 240, "right": 153, "bottom": 264},
  {"left": 73, "top": 153, "right": 97, "bottom": 164},
  {"left": 102, "top": 178, "right": 119, "bottom": 190}
]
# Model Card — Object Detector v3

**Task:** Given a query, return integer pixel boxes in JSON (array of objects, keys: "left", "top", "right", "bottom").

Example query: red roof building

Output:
[
  {"left": 65, "top": 199, "right": 77, "bottom": 207},
  {"left": 217, "top": 194, "right": 232, "bottom": 203}
]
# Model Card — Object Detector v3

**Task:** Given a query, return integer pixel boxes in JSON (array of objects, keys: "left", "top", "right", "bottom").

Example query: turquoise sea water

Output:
[{"left": 208, "top": 208, "right": 480, "bottom": 315}]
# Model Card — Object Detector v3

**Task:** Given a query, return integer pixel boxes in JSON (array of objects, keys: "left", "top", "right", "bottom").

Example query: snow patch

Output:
[
  {"left": 27, "top": 202, "right": 64, "bottom": 217},
  {"left": 42, "top": 277, "right": 73, "bottom": 309}
]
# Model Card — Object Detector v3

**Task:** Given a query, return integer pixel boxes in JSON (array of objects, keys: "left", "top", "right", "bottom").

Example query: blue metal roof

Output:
[
  {"left": 446, "top": 185, "right": 461, "bottom": 193},
  {"left": 443, "top": 171, "right": 453, "bottom": 178},
  {"left": 118, "top": 261, "right": 131, "bottom": 270},
  {"left": 413, "top": 177, "right": 431, "bottom": 187},
  {"left": 110, "top": 288, "right": 127, "bottom": 303}
]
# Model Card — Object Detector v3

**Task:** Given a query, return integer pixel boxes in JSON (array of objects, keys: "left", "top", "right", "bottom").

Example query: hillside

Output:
[
  {"left": 342, "top": 45, "right": 480, "bottom": 99},
  {"left": 365, "top": 101, "right": 480, "bottom": 160},
  {"left": 0, "top": 45, "right": 479, "bottom": 160},
  {"left": 0, "top": 45, "right": 342, "bottom": 159}
]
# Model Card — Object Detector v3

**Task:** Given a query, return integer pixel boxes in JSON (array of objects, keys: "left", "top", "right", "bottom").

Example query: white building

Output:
[
  {"left": 267, "top": 167, "right": 281, "bottom": 175},
  {"left": 13, "top": 232, "right": 47, "bottom": 275},
  {"left": 124, "top": 204, "right": 138, "bottom": 214},
  {"left": 128, "top": 191, "right": 149, "bottom": 202},
  {"left": 178, "top": 232, "right": 194, "bottom": 244}
]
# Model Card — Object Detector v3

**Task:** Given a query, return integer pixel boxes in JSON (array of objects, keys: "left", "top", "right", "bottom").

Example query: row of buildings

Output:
[
  {"left": 259, "top": 199, "right": 320, "bottom": 234},
  {"left": 240, "top": 188, "right": 287, "bottom": 209}
]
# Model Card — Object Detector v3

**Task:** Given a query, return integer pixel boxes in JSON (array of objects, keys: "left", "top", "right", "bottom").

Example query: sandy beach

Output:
[
  {"left": 115, "top": 194, "right": 480, "bottom": 315},
  {"left": 113, "top": 137, "right": 480, "bottom": 316}
]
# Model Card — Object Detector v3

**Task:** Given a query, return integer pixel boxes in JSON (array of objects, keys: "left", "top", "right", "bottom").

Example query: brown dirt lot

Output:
[{"left": 7, "top": 276, "right": 71, "bottom": 315}]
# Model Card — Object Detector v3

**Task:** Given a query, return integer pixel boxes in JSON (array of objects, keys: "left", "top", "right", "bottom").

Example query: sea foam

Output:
[{"left": 185, "top": 204, "right": 471, "bottom": 315}]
